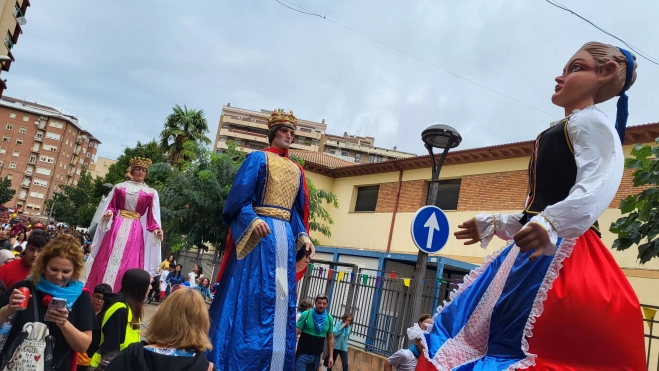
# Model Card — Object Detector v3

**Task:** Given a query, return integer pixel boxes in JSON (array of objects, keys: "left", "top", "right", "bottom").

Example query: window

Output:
[
  {"left": 0, "top": 147, "right": 5, "bottom": 154},
  {"left": 355, "top": 154, "right": 362, "bottom": 162},
  {"left": 12, "top": 150, "right": 19, "bottom": 156},
  {"left": 6, "top": 174, "right": 11, "bottom": 181},
  {"left": 65, "top": 139, "right": 69, "bottom": 145},
  {"left": 22, "top": 116, "right": 29, "bottom": 122},
  {"left": 15, "top": 139, "right": 22, "bottom": 145},
  {"left": 78, "top": 158, "right": 83, "bottom": 164},
  {"left": 48, "top": 121, "right": 64, "bottom": 129},
  {"left": 19, "top": 126, "right": 26, "bottom": 133},
  {"left": 76, "top": 168, "right": 81, "bottom": 175},
  {"left": 35, "top": 132, "right": 43, "bottom": 140},
  {"left": 5, "top": 124, "right": 12, "bottom": 130},
  {"left": 2, "top": 136, "right": 9, "bottom": 142},
  {"left": 369, "top": 155, "right": 376, "bottom": 163},
  {"left": 59, "top": 162, "right": 62, "bottom": 168},
  {"left": 29, "top": 191, "right": 37, "bottom": 198},
  {"left": 36, "top": 167, "right": 51, "bottom": 175},
  {"left": 39, "top": 155, "right": 55, "bottom": 163},
  {"left": 8, "top": 113, "right": 15, "bottom": 119},
  {"left": 329, "top": 149, "right": 336, "bottom": 154},
  {"left": 341, "top": 150, "right": 349, "bottom": 157},
  {"left": 45, "top": 132, "right": 61, "bottom": 141},
  {"left": 8, "top": 162, "right": 16, "bottom": 169},
  {"left": 43, "top": 144, "right": 57, "bottom": 152},
  {"left": 33, "top": 179, "right": 48, "bottom": 187},
  {"left": 354, "top": 185, "right": 380, "bottom": 212},
  {"left": 433, "top": 179, "right": 462, "bottom": 211},
  {"left": 34, "top": 204, "right": 41, "bottom": 210}
]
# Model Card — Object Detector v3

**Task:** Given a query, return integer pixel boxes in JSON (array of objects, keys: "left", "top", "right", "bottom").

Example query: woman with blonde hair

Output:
[
  {"left": 412, "top": 42, "right": 645, "bottom": 370},
  {"left": 0, "top": 234, "right": 98, "bottom": 370},
  {"left": 104, "top": 288, "right": 215, "bottom": 371}
]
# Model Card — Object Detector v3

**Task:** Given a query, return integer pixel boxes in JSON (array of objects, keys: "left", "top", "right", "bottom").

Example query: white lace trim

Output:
[
  {"left": 504, "top": 237, "right": 576, "bottom": 371},
  {"left": 116, "top": 181, "right": 155, "bottom": 195},
  {"left": 431, "top": 243, "right": 509, "bottom": 322},
  {"left": 102, "top": 219, "right": 133, "bottom": 288}
]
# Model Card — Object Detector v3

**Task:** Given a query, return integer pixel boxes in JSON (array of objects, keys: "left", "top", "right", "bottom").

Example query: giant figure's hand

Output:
[
  {"left": 454, "top": 219, "right": 480, "bottom": 245},
  {"left": 513, "top": 223, "right": 550, "bottom": 260},
  {"left": 304, "top": 240, "right": 315, "bottom": 259},
  {"left": 254, "top": 220, "right": 271, "bottom": 238},
  {"left": 154, "top": 229, "right": 163, "bottom": 240},
  {"left": 102, "top": 210, "right": 113, "bottom": 221}
]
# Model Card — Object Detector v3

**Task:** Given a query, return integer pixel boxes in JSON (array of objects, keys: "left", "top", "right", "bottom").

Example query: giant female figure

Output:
[
  {"left": 411, "top": 42, "right": 646, "bottom": 370},
  {"left": 207, "top": 109, "right": 314, "bottom": 371},
  {"left": 83, "top": 157, "right": 163, "bottom": 292}
]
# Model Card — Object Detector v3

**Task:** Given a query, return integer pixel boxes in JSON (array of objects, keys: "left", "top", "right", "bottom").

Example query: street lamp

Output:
[
  {"left": 48, "top": 191, "right": 61, "bottom": 223},
  {"left": 408, "top": 124, "right": 462, "bottom": 329}
]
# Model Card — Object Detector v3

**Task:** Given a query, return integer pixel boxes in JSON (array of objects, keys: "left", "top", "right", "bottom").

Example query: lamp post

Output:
[
  {"left": 408, "top": 124, "right": 462, "bottom": 330},
  {"left": 48, "top": 191, "right": 61, "bottom": 223}
]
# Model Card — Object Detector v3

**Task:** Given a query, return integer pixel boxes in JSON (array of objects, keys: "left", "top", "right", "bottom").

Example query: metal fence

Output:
[
  {"left": 297, "top": 259, "right": 464, "bottom": 356},
  {"left": 644, "top": 304, "right": 659, "bottom": 371}
]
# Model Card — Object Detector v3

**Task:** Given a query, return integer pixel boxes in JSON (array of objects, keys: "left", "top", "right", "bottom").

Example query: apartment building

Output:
[
  {"left": 213, "top": 104, "right": 415, "bottom": 162},
  {"left": 323, "top": 132, "right": 415, "bottom": 164},
  {"left": 88, "top": 156, "right": 117, "bottom": 180},
  {"left": 0, "top": 96, "right": 101, "bottom": 214},
  {"left": 0, "top": 0, "right": 30, "bottom": 97},
  {"left": 214, "top": 104, "right": 327, "bottom": 154}
]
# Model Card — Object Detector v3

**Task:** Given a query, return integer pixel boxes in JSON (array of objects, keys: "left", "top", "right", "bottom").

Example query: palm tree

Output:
[{"left": 160, "top": 104, "right": 211, "bottom": 168}]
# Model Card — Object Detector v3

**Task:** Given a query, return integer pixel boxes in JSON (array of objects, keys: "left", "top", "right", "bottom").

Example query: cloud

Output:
[{"left": 5, "top": 0, "right": 658, "bottom": 159}]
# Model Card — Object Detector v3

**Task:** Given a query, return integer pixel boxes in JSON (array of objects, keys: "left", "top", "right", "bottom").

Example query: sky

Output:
[{"left": 6, "top": 0, "right": 659, "bottom": 159}]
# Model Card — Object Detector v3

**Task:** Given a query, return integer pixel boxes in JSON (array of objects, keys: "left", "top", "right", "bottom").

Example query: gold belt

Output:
[
  {"left": 254, "top": 207, "right": 290, "bottom": 220},
  {"left": 119, "top": 210, "right": 141, "bottom": 219}
]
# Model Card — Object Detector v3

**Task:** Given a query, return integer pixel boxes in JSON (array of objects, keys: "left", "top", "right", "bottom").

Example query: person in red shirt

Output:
[{"left": 0, "top": 229, "right": 50, "bottom": 287}]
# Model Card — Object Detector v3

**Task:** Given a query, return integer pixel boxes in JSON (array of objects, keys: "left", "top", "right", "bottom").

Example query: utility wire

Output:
[
  {"left": 274, "top": 0, "right": 560, "bottom": 119},
  {"left": 545, "top": 0, "right": 659, "bottom": 66}
]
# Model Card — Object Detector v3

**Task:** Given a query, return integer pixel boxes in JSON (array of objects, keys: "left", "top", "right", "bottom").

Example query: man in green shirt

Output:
[{"left": 296, "top": 295, "right": 335, "bottom": 371}]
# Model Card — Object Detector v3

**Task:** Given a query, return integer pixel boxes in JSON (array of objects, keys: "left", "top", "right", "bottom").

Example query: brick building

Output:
[
  {"left": 0, "top": 96, "right": 101, "bottom": 215},
  {"left": 295, "top": 122, "right": 659, "bottom": 307},
  {"left": 213, "top": 104, "right": 415, "bottom": 162},
  {"left": 0, "top": 0, "right": 31, "bottom": 97}
]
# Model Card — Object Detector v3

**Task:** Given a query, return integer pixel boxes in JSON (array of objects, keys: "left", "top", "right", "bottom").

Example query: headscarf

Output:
[{"left": 614, "top": 47, "right": 635, "bottom": 144}]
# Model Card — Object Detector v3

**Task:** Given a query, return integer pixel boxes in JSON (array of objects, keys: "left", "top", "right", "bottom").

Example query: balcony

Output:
[
  {"left": 30, "top": 147, "right": 39, "bottom": 153},
  {"left": 73, "top": 147, "right": 81, "bottom": 155},
  {"left": 27, "top": 158, "right": 36, "bottom": 165},
  {"left": 17, "top": 194, "right": 26, "bottom": 201},
  {"left": 37, "top": 122, "right": 46, "bottom": 130},
  {"left": 34, "top": 135, "right": 43, "bottom": 142},
  {"left": 23, "top": 170, "right": 32, "bottom": 176},
  {"left": 76, "top": 137, "right": 83, "bottom": 144},
  {"left": 20, "top": 182, "right": 29, "bottom": 189}
]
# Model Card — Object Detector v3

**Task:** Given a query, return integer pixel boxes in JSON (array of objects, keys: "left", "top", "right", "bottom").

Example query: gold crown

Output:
[
  {"left": 129, "top": 157, "right": 152, "bottom": 169},
  {"left": 267, "top": 109, "right": 297, "bottom": 129}
]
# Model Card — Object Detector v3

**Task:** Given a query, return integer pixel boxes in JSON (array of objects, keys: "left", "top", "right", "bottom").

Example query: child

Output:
[
  {"left": 412, "top": 42, "right": 645, "bottom": 370},
  {"left": 159, "top": 264, "right": 174, "bottom": 304}
]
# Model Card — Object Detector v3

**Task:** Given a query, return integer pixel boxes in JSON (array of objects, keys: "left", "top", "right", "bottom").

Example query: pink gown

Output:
[{"left": 83, "top": 181, "right": 162, "bottom": 292}]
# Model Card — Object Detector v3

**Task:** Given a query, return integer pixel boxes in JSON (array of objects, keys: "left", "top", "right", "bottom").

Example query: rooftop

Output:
[
  {"left": 0, "top": 96, "right": 101, "bottom": 143},
  {"left": 300, "top": 122, "right": 659, "bottom": 178},
  {"left": 290, "top": 150, "right": 355, "bottom": 169}
]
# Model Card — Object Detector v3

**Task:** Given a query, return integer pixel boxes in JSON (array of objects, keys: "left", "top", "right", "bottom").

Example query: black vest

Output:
[{"left": 520, "top": 119, "right": 601, "bottom": 235}]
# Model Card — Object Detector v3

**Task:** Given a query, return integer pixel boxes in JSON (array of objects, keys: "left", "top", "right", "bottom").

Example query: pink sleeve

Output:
[
  {"left": 106, "top": 188, "right": 119, "bottom": 216},
  {"left": 145, "top": 194, "right": 160, "bottom": 232}
]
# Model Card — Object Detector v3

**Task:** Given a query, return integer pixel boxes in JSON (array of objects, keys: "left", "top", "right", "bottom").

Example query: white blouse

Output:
[{"left": 475, "top": 106, "right": 624, "bottom": 254}]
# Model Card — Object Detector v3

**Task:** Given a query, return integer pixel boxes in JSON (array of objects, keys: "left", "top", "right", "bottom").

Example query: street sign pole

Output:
[{"left": 407, "top": 143, "right": 451, "bottom": 340}]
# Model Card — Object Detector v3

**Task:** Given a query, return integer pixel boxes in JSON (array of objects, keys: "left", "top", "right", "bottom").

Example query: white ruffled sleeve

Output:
[
  {"left": 474, "top": 213, "right": 525, "bottom": 248},
  {"left": 528, "top": 108, "right": 624, "bottom": 255}
]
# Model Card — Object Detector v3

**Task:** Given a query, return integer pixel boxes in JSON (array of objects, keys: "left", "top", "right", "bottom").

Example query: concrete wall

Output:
[{"left": 344, "top": 346, "right": 388, "bottom": 371}]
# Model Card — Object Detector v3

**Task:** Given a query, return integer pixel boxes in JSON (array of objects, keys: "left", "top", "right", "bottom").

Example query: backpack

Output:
[{"left": 1, "top": 283, "right": 67, "bottom": 371}]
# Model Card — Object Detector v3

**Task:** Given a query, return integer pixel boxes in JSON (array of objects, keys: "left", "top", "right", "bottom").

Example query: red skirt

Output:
[{"left": 417, "top": 230, "right": 646, "bottom": 370}]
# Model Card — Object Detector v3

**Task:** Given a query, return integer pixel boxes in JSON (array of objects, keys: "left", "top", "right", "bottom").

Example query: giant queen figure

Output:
[
  {"left": 83, "top": 157, "right": 163, "bottom": 292},
  {"left": 208, "top": 109, "right": 314, "bottom": 371}
]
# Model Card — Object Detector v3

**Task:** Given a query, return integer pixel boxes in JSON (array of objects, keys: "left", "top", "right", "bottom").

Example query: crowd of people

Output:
[{"left": 0, "top": 222, "right": 217, "bottom": 371}]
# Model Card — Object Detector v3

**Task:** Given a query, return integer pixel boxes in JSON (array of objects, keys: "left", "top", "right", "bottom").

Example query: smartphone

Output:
[{"left": 47, "top": 297, "right": 66, "bottom": 312}]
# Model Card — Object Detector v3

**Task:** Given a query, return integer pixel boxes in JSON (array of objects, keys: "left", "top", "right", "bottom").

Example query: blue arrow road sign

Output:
[{"left": 411, "top": 205, "right": 450, "bottom": 254}]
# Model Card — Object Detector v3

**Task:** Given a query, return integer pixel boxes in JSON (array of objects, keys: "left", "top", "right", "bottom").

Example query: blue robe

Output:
[{"left": 207, "top": 151, "right": 310, "bottom": 371}]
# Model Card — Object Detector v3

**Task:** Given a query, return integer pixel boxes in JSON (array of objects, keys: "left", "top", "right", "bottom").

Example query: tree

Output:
[
  {"left": 610, "top": 139, "right": 659, "bottom": 264},
  {"left": 0, "top": 176, "right": 16, "bottom": 206},
  {"left": 290, "top": 155, "right": 339, "bottom": 245},
  {"left": 45, "top": 171, "right": 100, "bottom": 227},
  {"left": 99, "top": 140, "right": 168, "bottom": 186},
  {"left": 159, "top": 142, "right": 245, "bottom": 252},
  {"left": 159, "top": 105, "right": 211, "bottom": 169}
]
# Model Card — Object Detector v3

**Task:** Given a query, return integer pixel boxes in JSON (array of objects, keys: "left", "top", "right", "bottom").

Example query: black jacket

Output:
[{"left": 104, "top": 342, "right": 215, "bottom": 371}]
